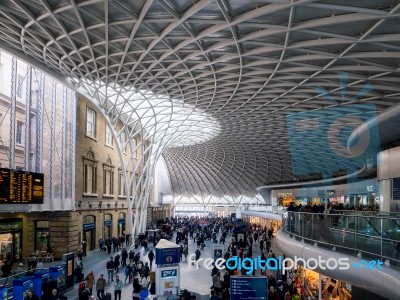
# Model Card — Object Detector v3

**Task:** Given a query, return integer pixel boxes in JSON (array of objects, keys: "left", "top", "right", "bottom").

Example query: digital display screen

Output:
[
  {"left": 231, "top": 276, "right": 268, "bottom": 300},
  {"left": 0, "top": 168, "right": 44, "bottom": 204},
  {"left": 161, "top": 269, "right": 177, "bottom": 279}
]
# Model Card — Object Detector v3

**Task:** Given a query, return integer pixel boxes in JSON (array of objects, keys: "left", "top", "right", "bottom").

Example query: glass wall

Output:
[{"left": 0, "top": 50, "right": 76, "bottom": 211}]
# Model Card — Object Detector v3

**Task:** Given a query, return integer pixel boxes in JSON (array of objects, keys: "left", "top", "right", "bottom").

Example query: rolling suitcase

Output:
[{"left": 103, "top": 292, "right": 112, "bottom": 300}]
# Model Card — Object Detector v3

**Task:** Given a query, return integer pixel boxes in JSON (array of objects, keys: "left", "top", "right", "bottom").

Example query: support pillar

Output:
[{"left": 379, "top": 179, "right": 394, "bottom": 213}]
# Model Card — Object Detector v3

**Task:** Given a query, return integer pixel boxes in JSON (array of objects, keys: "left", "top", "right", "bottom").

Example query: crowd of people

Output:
[{"left": 157, "top": 216, "right": 293, "bottom": 300}]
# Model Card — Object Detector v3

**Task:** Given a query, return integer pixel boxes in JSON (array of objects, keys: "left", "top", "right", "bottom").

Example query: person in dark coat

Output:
[
  {"left": 25, "top": 290, "right": 39, "bottom": 300},
  {"left": 41, "top": 278, "right": 53, "bottom": 300}
]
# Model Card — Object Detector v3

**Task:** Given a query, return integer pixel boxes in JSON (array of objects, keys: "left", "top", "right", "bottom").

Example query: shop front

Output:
[
  {"left": 0, "top": 218, "right": 22, "bottom": 263},
  {"left": 278, "top": 192, "right": 294, "bottom": 206},
  {"left": 104, "top": 214, "right": 112, "bottom": 239},
  {"left": 290, "top": 266, "right": 352, "bottom": 300},
  {"left": 117, "top": 212, "right": 126, "bottom": 237},
  {"left": 82, "top": 215, "right": 96, "bottom": 250},
  {"left": 35, "top": 221, "right": 50, "bottom": 252}
]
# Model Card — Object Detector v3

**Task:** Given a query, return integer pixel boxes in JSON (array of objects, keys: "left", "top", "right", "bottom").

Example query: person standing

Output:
[
  {"left": 99, "top": 238, "right": 104, "bottom": 252},
  {"left": 183, "top": 245, "right": 188, "bottom": 262},
  {"left": 85, "top": 270, "right": 95, "bottom": 295},
  {"left": 114, "top": 276, "right": 123, "bottom": 300},
  {"left": 147, "top": 249, "right": 155, "bottom": 269},
  {"left": 96, "top": 274, "right": 106, "bottom": 300},
  {"left": 106, "top": 257, "right": 115, "bottom": 282},
  {"left": 82, "top": 237, "right": 87, "bottom": 257},
  {"left": 41, "top": 278, "right": 53, "bottom": 300},
  {"left": 121, "top": 248, "right": 128, "bottom": 267},
  {"left": 50, "top": 289, "right": 61, "bottom": 300},
  {"left": 25, "top": 290, "right": 39, "bottom": 300}
]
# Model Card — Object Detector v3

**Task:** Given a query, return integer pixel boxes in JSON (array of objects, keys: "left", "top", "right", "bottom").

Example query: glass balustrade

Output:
[{"left": 282, "top": 211, "right": 400, "bottom": 271}]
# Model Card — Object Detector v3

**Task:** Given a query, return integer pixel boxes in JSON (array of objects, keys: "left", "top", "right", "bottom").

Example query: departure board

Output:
[{"left": 0, "top": 168, "right": 44, "bottom": 204}]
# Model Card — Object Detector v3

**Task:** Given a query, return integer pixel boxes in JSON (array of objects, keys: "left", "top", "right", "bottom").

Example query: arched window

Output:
[
  {"left": 103, "top": 157, "right": 114, "bottom": 196},
  {"left": 83, "top": 148, "right": 98, "bottom": 195},
  {"left": 83, "top": 215, "right": 95, "bottom": 224}
]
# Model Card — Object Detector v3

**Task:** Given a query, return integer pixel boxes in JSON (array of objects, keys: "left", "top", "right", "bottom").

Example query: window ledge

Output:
[
  {"left": 83, "top": 193, "right": 98, "bottom": 197},
  {"left": 85, "top": 135, "right": 98, "bottom": 142},
  {"left": 118, "top": 195, "right": 126, "bottom": 199},
  {"left": 105, "top": 144, "right": 114, "bottom": 149},
  {"left": 103, "top": 194, "right": 115, "bottom": 198}
]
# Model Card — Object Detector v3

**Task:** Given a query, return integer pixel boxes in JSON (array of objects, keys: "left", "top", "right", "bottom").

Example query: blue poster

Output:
[
  {"left": 230, "top": 276, "right": 268, "bottom": 300},
  {"left": 214, "top": 249, "right": 223, "bottom": 260},
  {"left": 155, "top": 247, "right": 180, "bottom": 265}
]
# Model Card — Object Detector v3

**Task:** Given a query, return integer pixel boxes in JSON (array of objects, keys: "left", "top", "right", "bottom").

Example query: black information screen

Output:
[
  {"left": 230, "top": 276, "right": 268, "bottom": 300},
  {"left": 0, "top": 168, "right": 44, "bottom": 204}
]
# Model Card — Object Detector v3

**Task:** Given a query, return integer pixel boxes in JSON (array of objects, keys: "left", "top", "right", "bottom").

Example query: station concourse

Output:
[{"left": 0, "top": 1, "right": 400, "bottom": 299}]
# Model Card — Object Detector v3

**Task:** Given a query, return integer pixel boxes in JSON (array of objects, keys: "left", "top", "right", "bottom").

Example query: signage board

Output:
[
  {"left": 0, "top": 168, "right": 44, "bottom": 204},
  {"left": 230, "top": 276, "right": 268, "bottom": 300},
  {"left": 213, "top": 244, "right": 224, "bottom": 261},
  {"left": 161, "top": 269, "right": 177, "bottom": 279},
  {"left": 83, "top": 223, "right": 95, "bottom": 230},
  {"left": 0, "top": 219, "right": 23, "bottom": 234},
  {"left": 155, "top": 247, "right": 180, "bottom": 265},
  {"left": 393, "top": 178, "right": 400, "bottom": 200},
  {"left": 104, "top": 220, "right": 112, "bottom": 226}
]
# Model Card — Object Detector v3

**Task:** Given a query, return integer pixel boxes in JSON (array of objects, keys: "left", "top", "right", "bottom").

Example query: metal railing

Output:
[
  {"left": 0, "top": 268, "right": 54, "bottom": 299},
  {"left": 282, "top": 211, "right": 400, "bottom": 271}
]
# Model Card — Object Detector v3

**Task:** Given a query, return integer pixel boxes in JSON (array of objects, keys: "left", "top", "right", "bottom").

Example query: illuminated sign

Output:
[
  {"left": 0, "top": 168, "right": 44, "bottom": 204},
  {"left": 161, "top": 269, "right": 177, "bottom": 279}
]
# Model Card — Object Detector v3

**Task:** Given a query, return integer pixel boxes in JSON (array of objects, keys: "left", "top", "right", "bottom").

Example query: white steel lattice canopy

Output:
[{"left": 1, "top": 0, "right": 400, "bottom": 204}]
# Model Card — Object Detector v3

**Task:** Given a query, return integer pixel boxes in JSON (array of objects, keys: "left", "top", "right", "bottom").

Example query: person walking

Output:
[
  {"left": 147, "top": 249, "right": 155, "bottom": 269},
  {"left": 96, "top": 274, "right": 106, "bottom": 300},
  {"left": 114, "top": 254, "right": 120, "bottom": 272},
  {"left": 106, "top": 257, "right": 115, "bottom": 282},
  {"left": 183, "top": 245, "right": 188, "bottom": 262},
  {"left": 85, "top": 270, "right": 95, "bottom": 295},
  {"left": 114, "top": 276, "right": 123, "bottom": 300},
  {"left": 124, "top": 264, "right": 131, "bottom": 284},
  {"left": 121, "top": 248, "right": 128, "bottom": 267}
]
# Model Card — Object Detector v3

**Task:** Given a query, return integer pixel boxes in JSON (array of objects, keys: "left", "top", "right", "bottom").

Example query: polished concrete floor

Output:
[{"left": 58, "top": 229, "right": 283, "bottom": 300}]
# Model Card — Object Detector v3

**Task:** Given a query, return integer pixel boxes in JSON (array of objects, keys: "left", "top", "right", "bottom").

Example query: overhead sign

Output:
[
  {"left": 155, "top": 247, "right": 180, "bottom": 265},
  {"left": 0, "top": 168, "right": 44, "bottom": 204},
  {"left": 83, "top": 223, "right": 95, "bottom": 230},
  {"left": 230, "top": 276, "right": 268, "bottom": 300},
  {"left": 393, "top": 178, "right": 400, "bottom": 200},
  {"left": 161, "top": 269, "right": 177, "bottom": 279},
  {"left": 213, "top": 244, "right": 224, "bottom": 261}
]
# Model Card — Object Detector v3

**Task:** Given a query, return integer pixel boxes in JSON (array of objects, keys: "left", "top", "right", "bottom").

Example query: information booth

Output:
[{"left": 155, "top": 239, "right": 181, "bottom": 297}]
